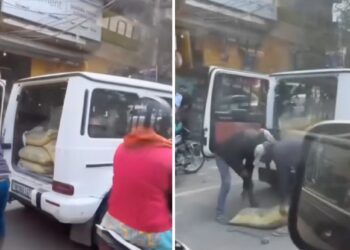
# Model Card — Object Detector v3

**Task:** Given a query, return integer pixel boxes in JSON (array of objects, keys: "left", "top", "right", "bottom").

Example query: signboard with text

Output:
[
  {"left": 208, "top": 0, "right": 277, "bottom": 20},
  {"left": 1, "top": 0, "right": 103, "bottom": 42}
]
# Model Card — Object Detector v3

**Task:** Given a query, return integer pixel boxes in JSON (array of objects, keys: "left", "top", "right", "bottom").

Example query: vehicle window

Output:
[
  {"left": 305, "top": 137, "right": 350, "bottom": 211},
  {"left": 13, "top": 83, "right": 67, "bottom": 166},
  {"left": 88, "top": 89, "right": 139, "bottom": 138},
  {"left": 212, "top": 73, "right": 268, "bottom": 123},
  {"left": 17, "top": 84, "right": 67, "bottom": 130},
  {"left": 274, "top": 77, "right": 337, "bottom": 132}
]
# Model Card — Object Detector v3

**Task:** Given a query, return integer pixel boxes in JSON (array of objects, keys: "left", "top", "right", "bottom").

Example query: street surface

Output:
[
  {"left": 3, "top": 202, "right": 90, "bottom": 250},
  {"left": 176, "top": 159, "right": 298, "bottom": 250}
]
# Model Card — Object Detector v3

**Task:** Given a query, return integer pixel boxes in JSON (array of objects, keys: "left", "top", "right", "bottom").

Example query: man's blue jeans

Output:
[
  {"left": 0, "top": 179, "right": 9, "bottom": 238},
  {"left": 215, "top": 157, "right": 232, "bottom": 216}
]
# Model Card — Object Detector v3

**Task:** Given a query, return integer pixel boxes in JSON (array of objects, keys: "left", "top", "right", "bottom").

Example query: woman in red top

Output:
[{"left": 101, "top": 96, "right": 172, "bottom": 250}]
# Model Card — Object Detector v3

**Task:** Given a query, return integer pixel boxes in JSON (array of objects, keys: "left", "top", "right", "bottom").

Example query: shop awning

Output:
[
  {"left": 176, "top": 1, "right": 273, "bottom": 47},
  {"left": 0, "top": 34, "right": 85, "bottom": 65}
]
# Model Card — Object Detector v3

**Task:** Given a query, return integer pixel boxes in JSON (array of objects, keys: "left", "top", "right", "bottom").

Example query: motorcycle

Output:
[
  {"left": 175, "top": 127, "right": 205, "bottom": 174},
  {"left": 96, "top": 224, "right": 190, "bottom": 250}
]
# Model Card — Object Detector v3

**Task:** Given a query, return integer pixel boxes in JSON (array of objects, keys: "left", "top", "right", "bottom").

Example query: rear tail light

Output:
[{"left": 52, "top": 181, "right": 74, "bottom": 195}]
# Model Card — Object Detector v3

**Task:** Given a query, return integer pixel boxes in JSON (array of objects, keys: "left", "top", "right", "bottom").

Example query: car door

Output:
[{"left": 202, "top": 67, "right": 270, "bottom": 156}]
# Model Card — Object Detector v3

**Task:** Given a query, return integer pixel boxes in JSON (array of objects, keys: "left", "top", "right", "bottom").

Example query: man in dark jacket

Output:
[
  {"left": 254, "top": 138, "right": 303, "bottom": 213},
  {"left": 214, "top": 129, "right": 275, "bottom": 223}
]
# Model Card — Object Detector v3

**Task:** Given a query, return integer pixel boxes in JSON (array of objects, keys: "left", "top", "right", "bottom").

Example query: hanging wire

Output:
[
  {"left": 2, "top": 15, "right": 80, "bottom": 39},
  {"left": 1, "top": 0, "right": 118, "bottom": 41},
  {"left": 1, "top": 1, "right": 80, "bottom": 39},
  {"left": 191, "top": 1, "right": 275, "bottom": 22}
]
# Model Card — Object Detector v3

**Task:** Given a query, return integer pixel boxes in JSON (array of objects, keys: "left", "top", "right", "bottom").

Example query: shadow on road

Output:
[{"left": 3, "top": 204, "right": 90, "bottom": 250}]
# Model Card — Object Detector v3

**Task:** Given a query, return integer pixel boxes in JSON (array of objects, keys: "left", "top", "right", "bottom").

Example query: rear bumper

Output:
[
  {"left": 10, "top": 190, "right": 101, "bottom": 224},
  {"left": 41, "top": 192, "right": 101, "bottom": 223}
]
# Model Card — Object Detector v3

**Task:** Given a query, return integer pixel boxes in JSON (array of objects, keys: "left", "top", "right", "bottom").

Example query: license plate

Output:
[{"left": 12, "top": 181, "right": 33, "bottom": 200}]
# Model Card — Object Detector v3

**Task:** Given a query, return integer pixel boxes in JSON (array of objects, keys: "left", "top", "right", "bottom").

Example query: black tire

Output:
[
  {"left": 92, "top": 192, "right": 110, "bottom": 249},
  {"left": 183, "top": 141, "right": 205, "bottom": 174},
  {"left": 16, "top": 200, "right": 34, "bottom": 210}
]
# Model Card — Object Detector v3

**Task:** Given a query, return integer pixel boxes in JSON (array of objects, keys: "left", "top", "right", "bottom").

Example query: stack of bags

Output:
[{"left": 18, "top": 126, "right": 57, "bottom": 176}]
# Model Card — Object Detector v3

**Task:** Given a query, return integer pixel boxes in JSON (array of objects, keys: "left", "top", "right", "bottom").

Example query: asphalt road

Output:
[
  {"left": 176, "top": 159, "right": 299, "bottom": 250},
  {"left": 3, "top": 202, "right": 91, "bottom": 250},
  {"left": 2, "top": 159, "right": 299, "bottom": 250}
]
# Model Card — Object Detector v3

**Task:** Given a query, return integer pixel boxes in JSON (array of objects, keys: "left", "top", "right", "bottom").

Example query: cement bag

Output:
[
  {"left": 22, "top": 126, "right": 43, "bottom": 146},
  {"left": 19, "top": 146, "right": 52, "bottom": 165},
  {"left": 229, "top": 206, "right": 288, "bottom": 229},
  {"left": 43, "top": 140, "right": 56, "bottom": 161},
  {"left": 19, "top": 160, "right": 53, "bottom": 175},
  {"left": 25, "top": 127, "right": 58, "bottom": 146}
]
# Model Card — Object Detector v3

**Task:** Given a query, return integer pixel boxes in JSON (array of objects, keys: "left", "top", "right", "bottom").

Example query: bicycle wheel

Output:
[{"left": 183, "top": 140, "right": 205, "bottom": 174}]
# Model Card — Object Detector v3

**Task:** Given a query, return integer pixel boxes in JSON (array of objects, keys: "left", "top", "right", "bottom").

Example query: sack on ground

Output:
[
  {"left": 43, "top": 140, "right": 56, "bottom": 161},
  {"left": 25, "top": 127, "right": 58, "bottom": 146},
  {"left": 19, "top": 146, "right": 52, "bottom": 165},
  {"left": 19, "top": 159, "right": 53, "bottom": 175},
  {"left": 229, "top": 206, "right": 288, "bottom": 229}
]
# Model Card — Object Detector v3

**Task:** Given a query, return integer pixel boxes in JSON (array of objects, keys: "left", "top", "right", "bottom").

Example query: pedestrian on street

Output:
[
  {"left": 176, "top": 86, "right": 192, "bottom": 129},
  {"left": 214, "top": 128, "right": 275, "bottom": 223},
  {"left": 0, "top": 138, "right": 10, "bottom": 247}
]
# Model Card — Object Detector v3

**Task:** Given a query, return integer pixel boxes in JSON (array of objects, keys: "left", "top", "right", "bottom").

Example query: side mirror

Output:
[{"left": 289, "top": 122, "right": 350, "bottom": 250}]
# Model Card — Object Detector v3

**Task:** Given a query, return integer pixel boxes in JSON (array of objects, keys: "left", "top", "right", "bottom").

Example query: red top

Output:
[{"left": 108, "top": 143, "right": 172, "bottom": 233}]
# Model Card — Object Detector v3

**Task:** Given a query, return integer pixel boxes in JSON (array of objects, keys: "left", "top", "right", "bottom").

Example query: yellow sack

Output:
[
  {"left": 229, "top": 206, "right": 288, "bottom": 229},
  {"left": 19, "top": 160, "right": 53, "bottom": 175},
  {"left": 19, "top": 146, "right": 52, "bottom": 166},
  {"left": 25, "top": 127, "right": 58, "bottom": 146},
  {"left": 43, "top": 140, "right": 56, "bottom": 162}
]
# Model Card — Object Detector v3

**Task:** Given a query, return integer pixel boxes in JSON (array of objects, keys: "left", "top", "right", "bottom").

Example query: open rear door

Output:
[{"left": 202, "top": 68, "right": 270, "bottom": 156}]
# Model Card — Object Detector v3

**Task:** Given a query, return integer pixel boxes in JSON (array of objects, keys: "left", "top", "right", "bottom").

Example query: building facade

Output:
[
  {"left": 176, "top": 0, "right": 340, "bottom": 74},
  {"left": 0, "top": 0, "right": 171, "bottom": 93},
  {"left": 175, "top": 0, "right": 340, "bottom": 138}
]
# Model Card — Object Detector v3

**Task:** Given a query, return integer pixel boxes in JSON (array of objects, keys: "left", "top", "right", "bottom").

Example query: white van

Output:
[
  {"left": 2, "top": 72, "right": 172, "bottom": 246},
  {"left": 202, "top": 67, "right": 350, "bottom": 184},
  {"left": 259, "top": 68, "right": 350, "bottom": 185}
]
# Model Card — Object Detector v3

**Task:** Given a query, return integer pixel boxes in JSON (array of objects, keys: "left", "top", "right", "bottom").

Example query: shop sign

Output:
[
  {"left": 1, "top": 0, "right": 102, "bottom": 42},
  {"left": 101, "top": 13, "right": 140, "bottom": 50},
  {"left": 208, "top": 0, "right": 277, "bottom": 20},
  {"left": 326, "top": 48, "right": 347, "bottom": 68}
]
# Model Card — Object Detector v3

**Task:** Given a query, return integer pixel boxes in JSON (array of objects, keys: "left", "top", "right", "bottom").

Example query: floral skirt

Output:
[{"left": 100, "top": 212, "right": 172, "bottom": 250}]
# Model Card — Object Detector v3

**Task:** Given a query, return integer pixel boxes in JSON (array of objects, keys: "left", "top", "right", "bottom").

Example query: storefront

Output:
[{"left": 0, "top": 0, "right": 160, "bottom": 89}]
